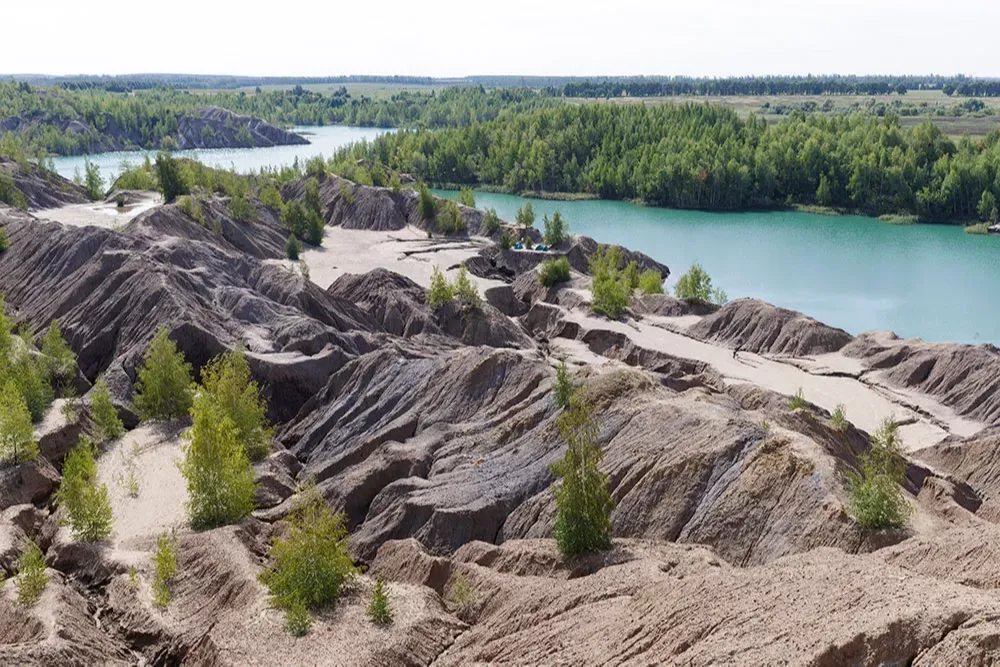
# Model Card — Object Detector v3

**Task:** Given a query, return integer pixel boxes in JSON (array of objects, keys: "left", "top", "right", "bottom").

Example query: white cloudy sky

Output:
[{"left": 6, "top": 0, "right": 999, "bottom": 77}]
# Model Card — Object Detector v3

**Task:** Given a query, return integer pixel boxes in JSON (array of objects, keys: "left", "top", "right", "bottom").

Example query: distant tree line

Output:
[
  {"left": 553, "top": 75, "right": 1000, "bottom": 98},
  {"left": 335, "top": 102, "right": 1000, "bottom": 221},
  {"left": 0, "top": 83, "right": 560, "bottom": 155},
  {"left": 9, "top": 74, "right": 438, "bottom": 91}
]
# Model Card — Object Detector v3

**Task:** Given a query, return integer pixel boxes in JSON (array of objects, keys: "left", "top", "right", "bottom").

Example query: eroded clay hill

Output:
[{"left": 3, "top": 172, "right": 1000, "bottom": 665}]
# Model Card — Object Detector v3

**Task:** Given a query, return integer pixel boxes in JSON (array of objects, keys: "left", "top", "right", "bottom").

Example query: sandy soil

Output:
[
  {"left": 35, "top": 192, "right": 161, "bottom": 230},
  {"left": 95, "top": 421, "right": 188, "bottom": 549},
  {"left": 292, "top": 226, "right": 506, "bottom": 292},
  {"left": 556, "top": 310, "right": 982, "bottom": 450}
]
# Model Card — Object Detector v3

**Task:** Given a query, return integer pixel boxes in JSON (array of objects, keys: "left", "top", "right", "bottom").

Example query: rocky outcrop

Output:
[
  {"left": 632, "top": 293, "right": 718, "bottom": 317},
  {"left": 689, "top": 297, "right": 854, "bottom": 355},
  {"left": 845, "top": 331, "right": 1000, "bottom": 426},
  {"left": 1, "top": 107, "right": 306, "bottom": 155}
]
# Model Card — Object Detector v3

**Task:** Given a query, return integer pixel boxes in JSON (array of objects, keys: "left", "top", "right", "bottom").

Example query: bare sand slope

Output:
[
  {"left": 558, "top": 310, "right": 981, "bottom": 449},
  {"left": 96, "top": 421, "right": 188, "bottom": 549},
  {"left": 296, "top": 226, "right": 506, "bottom": 293},
  {"left": 35, "top": 192, "right": 161, "bottom": 230}
]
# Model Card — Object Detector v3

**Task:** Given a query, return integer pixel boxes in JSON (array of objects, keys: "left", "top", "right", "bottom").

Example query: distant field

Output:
[
  {"left": 192, "top": 81, "right": 455, "bottom": 99},
  {"left": 567, "top": 90, "right": 1000, "bottom": 138}
]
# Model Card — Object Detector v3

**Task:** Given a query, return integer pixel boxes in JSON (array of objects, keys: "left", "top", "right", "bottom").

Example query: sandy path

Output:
[
  {"left": 96, "top": 421, "right": 188, "bottom": 550},
  {"left": 557, "top": 310, "right": 982, "bottom": 450},
  {"left": 293, "top": 226, "right": 506, "bottom": 292},
  {"left": 35, "top": 192, "right": 160, "bottom": 229}
]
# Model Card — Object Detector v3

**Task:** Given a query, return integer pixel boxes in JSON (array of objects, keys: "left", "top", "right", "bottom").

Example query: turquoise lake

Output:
[
  {"left": 436, "top": 190, "right": 1000, "bottom": 345},
  {"left": 50, "top": 125, "right": 388, "bottom": 185},
  {"left": 45, "top": 125, "right": 999, "bottom": 345}
]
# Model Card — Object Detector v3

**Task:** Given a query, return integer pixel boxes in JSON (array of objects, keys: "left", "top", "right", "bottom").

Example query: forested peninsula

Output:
[{"left": 335, "top": 103, "right": 1000, "bottom": 223}]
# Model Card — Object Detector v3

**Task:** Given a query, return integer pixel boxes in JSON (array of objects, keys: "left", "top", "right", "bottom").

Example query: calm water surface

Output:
[
  {"left": 437, "top": 190, "right": 1000, "bottom": 345},
  {"left": 51, "top": 125, "right": 387, "bottom": 184}
]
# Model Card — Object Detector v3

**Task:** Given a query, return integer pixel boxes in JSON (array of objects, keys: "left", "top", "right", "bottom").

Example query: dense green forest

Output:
[
  {"left": 332, "top": 103, "right": 1000, "bottom": 221},
  {"left": 0, "top": 82, "right": 557, "bottom": 154}
]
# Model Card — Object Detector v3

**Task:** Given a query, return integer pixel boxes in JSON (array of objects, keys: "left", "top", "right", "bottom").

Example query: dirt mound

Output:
[
  {"left": 689, "top": 297, "right": 854, "bottom": 355},
  {"left": 175, "top": 107, "right": 308, "bottom": 150},
  {"left": 0, "top": 206, "right": 376, "bottom": 421},
  {"left": 845, "top": 331, "right": 1000, "bottom": 426},
  {"left": 632, "top": 293, "right": 718, "bottom": 317},
  {"left": 0, "top": 158, "right": 87, "bottom": 210},
  {"left": 373, "top": 537, "right": 1000, "bottom": 666}
]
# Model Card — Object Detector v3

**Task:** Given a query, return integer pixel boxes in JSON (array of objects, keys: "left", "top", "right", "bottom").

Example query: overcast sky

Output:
[{"left": 6, "top": 0, "right": 999, "bottom": 78}]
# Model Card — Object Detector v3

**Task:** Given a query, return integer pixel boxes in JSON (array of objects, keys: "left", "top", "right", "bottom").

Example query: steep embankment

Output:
[
  {"left": 0, "top": 106, "right": 307, "bottom": 154},
  {"left": 0, "top": 157, "right": 87, "bottom": 210}
]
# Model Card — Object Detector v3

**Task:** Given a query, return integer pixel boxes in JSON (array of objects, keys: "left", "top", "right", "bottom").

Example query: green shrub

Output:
[
  {"left": 15, "top": 539, "right": 48, "bottom": 607},
  {"left": 367, "top": 578, "right": 394, "bottom": 625},
  {"left": 551, "top": 403, "right": 614, "bottom": 557},
  {"left": 446, "top": 573, "right": 476, "bottom": 612},
  {"left": 965, "top": 222, "right": 990, "bottom": 235},
  {"left": 674, "top": 263, "right": 727, "bottom": 304},
  {"left": 427, "top": 267, "right": 454, "bottom": 310},
  {"left": 177, "top": 195, "right": 204, "bottom": 225},
  {"left": 285, "top": 233, "right": 302, "bottom": 260},
  {"left": 8, "top": 349, "right": 54, "bottom": 422},
  {"left": 90, "top": 379, "right": 124, "bottom": 442},
  {"left": 877, "top": 213, "right": 919, "bottom": 225},
  {"left": 847, "top": 419, "right": 911, "bottom": 529},
  {"left": 637, "top": 270, "right": 664, "bottom": 294},
  {"left": 418, "top": 183, "right": 436, "bottom": 221},
  {"left": 83, "top": 159, "right": 104, "bottom": 201},
  {"left": 199, "top": 346, "right": 272, "bottom": 461},
  {"left": 830, "top": 404, "right": 848, "bottom": 432},
  {"left": 553, "top": 360, "right": 575, "bottom": 409},
  {"left": 305, "top": 156, "right": 327, "bottom": 179},
  {"left": 388, "top": 173, "right": 402, "bottom": 193},
  {"left": 133, "top": 327, "right": 194, "bottom": 421},
  {"left": 516, "top": 201, "right": 535, "bottom": 239},
  {"left": 228, "top": 193, "right": 258, "bottom": 223},
  {"left": 180, "top": 395, "right": 256, "bottom": 529},
  {"left": 439, "top": 200, "right": 466, "bottom": 235},
  {"left": 260, "top": 490, "right": 357, "bottom": 633},
  {"left": 56, "top": 438, "right": 113, "bottom": 542},
  {"left": 459, "top": 186, "right": 476, "bottom": 208},
  {"left": 0, "top": 228, "right": 8, "bottom": 252},
  {"left": 285, "top": 596, "right": 313, "bottom": 636},
  {"left": 482, "top": 208, "right": 500, "bottom": 236},
  {"left": 259, "top": 183, "right": 283, "bottom": 211},
  {"left": 156, "top": 151, "right": 189, "bottom": 203},
  {"left": 788, "top": 387, "right": 806, "bottom": 411},
  {"left": 40, "top": 319, "right": 77, "bottom": 391},
  {"left": 588, "top": 246, "right": 631, "bottom": 320},
  {"left": 452, "top": 265, "right": 480, "bottom": 309},
  {"left": 0, "top": 171, "right": 29, "bottom": 210},
  {"left": 539, "top": 257, "right": 571, "bottom": 287},
  {"left": 153, "top": 531, "right": 178, "bottom": 608},
  {"left": 499, "top": 230, "right": 514, "bottom": 250},
  {"left": 542, "top": 211, "right": 569, "bottom": 246},
  {"left": 0, "top": 380, "right": 38, "bottom": 464}
]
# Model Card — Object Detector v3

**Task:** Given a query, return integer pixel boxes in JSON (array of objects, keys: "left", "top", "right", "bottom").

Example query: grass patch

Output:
[
  {"left": 965, "top": 222, "right": 991, "bottom": 235},
  {"left": 878, "top": 214, "right": 920, "bottom": 225}
]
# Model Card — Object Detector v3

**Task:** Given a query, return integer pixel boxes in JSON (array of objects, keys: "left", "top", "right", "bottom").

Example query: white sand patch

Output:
[
  {"left": 561, "top": 309, "right": 979, "bottom": 450},
  {"left": 97, "top": 421, "right": 189, "bottom": 548},
  {"left": 287, "top": 225, "right": 506, "bottom": 292},
  {"left": 35, "top": 192, "right": 161, "bottom": 230}
]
